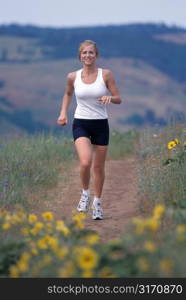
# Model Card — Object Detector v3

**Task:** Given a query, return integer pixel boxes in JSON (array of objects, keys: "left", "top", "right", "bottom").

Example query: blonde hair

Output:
[{"left": 78, "top": 40, "right": 99, "bottom": 60}]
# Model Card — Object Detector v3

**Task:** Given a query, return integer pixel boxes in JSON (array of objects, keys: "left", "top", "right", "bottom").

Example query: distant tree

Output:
[
  {"left": 17, "top": 45, "right": 23, "bottom": 53},
  {"left": 119, "top": 110, "right": 167, "bottom": 127},
  {"left": 0, "top": 80, "right": 5, "bottom": 88},
  {"left": 1, "top": 48, "right": 8, "bottom": 61}
]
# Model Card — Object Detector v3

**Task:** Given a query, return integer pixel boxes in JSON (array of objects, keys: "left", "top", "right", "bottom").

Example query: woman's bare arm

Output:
[
  {"left": 57, "top": 72, "right": 75, "bottom": 126},
  {"left": 98, "top": 69, "right": 122, "bottom": 104}
]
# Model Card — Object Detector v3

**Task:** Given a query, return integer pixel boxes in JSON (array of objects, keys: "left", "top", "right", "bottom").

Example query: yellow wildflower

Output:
[
  {"left": 2, "top": 222, "right": 11, "bottom": 230},
  {"left": 76, "top": 247, "right": 99, "bottom": 270},
  {"left": 77, "top": 221, "right": 85, "bottom": 229},
  {"left": 62, "top": 225, "right": 70, "bottom": 236},
  {"left": 132, "top": 217, "right": 146, "bottom": 234},
  {"left": 136, "top": 257, "right": 149, "bottom": 272},
  {"left": 47, "top": 236, "right": 59, "bottom": 250},
  {"left": 167, "top": 141, "right": 176, "bottom": 150},
  {"left": 37, "top": 237, "right": 48, "bottom": 249},
  {"left": 4, "top": 214, "right": 11, "bottom": 222},
  {"left": 30, "top": 227, "right": 39, "bottom": 235},
  {"left": 30, "top": 247, "right": 38, "bottom": 256},
  {"left": 85, "top": 233, "right": 100, "bottom": 245},
  {"left": 174, "top": 138, "right": 179, "bottom": 144},
  {"left": 159, "top": 259, "right": 173, "bottom": 275},
  {"left": 72, "top": 212, "right": 86, "bottom": 222},
  {"left": 176, "top": 224, "right": 186, "bottom": 234},
  {"left": 46, "top": 222, "right": 53, "bottom": 233},
  {"left": 35, "top": 222, "right": 44, "bottom": 229},
  {"left": 144, "top": 241, "right": 157, "bottom": 252},
  {"left": 184, "top": 141, "right": 186, "bottom": 145},
  {"left": 56, "top": 220, "right": 65, "bottom": 230},
  {"left": 56, "top": 221, "right": 70, "bottom": 236},
  {"left": 30, "top": 222, "right": 44, "bottom": 235},
  {"left": 9, "top": 266, "right": 20, "bottom": 278},
  {"left": 72, "top": 213, "right": 86, "bottom": 230},
  {"left": 176, "top": 224, "right": 186, "bottom": 242},
  {"left": 20, "top": 252, "right": 31, "bottom": 262},
  {"left": 153, "top": 204, "right": 165, "bottom": 219},
  {"left": 21, "top": 227, "right": 29, "bottom": 236},
  {"left": 82, "top": 270, "right": 94, "bottom": 278},
  {"left": 17, "top": 260, "right": 29, "bottom": 273},
  {"left": 11, "top": 214, "right": 22, "bottom": 224},
  {"left": 145, "top": 217, "right": 160, "bottom": 232},
  {"left": 16, "top": 252, "right": 31, "bottom": 273},
  {"left": 28, "top": 214, "right": 38, "bottom": 223},
  {"left": 42, "top": 211, "right": 54, "bottom": 221}
]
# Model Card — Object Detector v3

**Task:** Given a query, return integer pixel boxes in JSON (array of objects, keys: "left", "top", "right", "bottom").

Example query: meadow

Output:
[{"left": 0, "top": 124, "right": 186, "bottom": 278}]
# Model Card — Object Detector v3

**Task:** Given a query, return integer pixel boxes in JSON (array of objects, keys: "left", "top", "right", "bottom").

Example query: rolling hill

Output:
[{"left": 0, "top": 23, "right": 186, "bottom": 136}]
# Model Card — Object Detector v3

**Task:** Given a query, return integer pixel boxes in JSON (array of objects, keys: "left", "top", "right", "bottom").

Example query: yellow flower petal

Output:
[
  {"left": 42, "top": 212, "right": 54, "bottom": 221},
  {"left": 28, "top": 214, "right": 38, "bottom": 223},
  {"left": 136, "top": 257, "right": 149, "bottom": 272},
  {"left": 2, "top": 222, "right": 11, "bottom": 230},
  {"left": 76, "top": 247, "right": 99, "bottom": 270},
  {"left": 167, "top": 141, "right": 176, "bottom": 150},
  {"left": 144, "top": 241, "right": 157, "bottom": 252}
]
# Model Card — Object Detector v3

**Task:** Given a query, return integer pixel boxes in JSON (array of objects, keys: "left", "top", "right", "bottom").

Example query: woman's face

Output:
[{"left": 80, "top": 44, "right": 97, "bottom": 65}]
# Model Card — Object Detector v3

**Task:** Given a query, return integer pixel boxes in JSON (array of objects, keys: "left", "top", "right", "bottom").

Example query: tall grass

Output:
[
  {"left": 0, "top": 134, "right": 75, "bottom": 207},
  {"left": 1, "top": 124, "right": 185, "bottom": 215},
  {"left": 0, "top": 129, "right": 137, "bottom": 208},
  {"left": 108, "top": 129, "right": 139, "bottom": 159},
  {"left": 137, "top": 123, "right": 186, "bottom": 220}
]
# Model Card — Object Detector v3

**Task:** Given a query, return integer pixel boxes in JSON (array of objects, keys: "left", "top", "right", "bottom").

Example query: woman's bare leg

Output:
[
  {"left": 74, "top": 137, "right": 93, "bottom": 190},
  {"left": 92, "top": 145, "right": 108, "bottom": 198}
]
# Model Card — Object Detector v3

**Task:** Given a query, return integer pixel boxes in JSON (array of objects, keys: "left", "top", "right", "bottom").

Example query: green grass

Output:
[
  {"left": 0, "top": 129, "right": 138, "bottom": 208},
  {"left": 108, "top": 129, "right": 139, "bottom": 159},
  {"left": 137, "top": 123, "right": 186, "bottom": 219},
  {"left": 0, "top": 134, "right": 75, "bottom": 207}
]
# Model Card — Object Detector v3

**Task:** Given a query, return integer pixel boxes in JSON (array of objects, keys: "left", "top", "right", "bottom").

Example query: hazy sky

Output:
[{"left": 1, "top": 0, "right": 186, "bottom": 28}]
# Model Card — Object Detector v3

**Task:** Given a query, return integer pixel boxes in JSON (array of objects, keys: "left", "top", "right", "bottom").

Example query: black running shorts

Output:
[{"left": 72, "top": 118, "right": 109, "bottom": 146}]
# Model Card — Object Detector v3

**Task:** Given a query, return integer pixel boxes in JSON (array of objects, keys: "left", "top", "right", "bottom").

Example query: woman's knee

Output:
[{"left": 80, "top": 160, "right": 92, "bottom": 170}]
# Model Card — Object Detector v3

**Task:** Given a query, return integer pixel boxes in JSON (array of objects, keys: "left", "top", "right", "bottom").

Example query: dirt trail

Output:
[{"left": 31, "top": 157, "right": 140, "bottom": 242}]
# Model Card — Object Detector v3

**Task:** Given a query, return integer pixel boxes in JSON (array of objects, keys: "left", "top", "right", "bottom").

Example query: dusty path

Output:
[{"left": 31, "top": 157, "right": 140, "bottom": 242}]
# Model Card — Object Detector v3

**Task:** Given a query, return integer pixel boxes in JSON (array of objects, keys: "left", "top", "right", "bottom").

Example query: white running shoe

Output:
[
  {"left": 77, "top": 192, "right": 90, "bottom": 212},
  {"left": 92, "top": 202, "right": 103, "bottom": 220}
]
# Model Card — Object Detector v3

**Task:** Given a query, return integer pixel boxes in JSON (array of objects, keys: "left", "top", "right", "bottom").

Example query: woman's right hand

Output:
[{"left": 57, "top": 114, "right": 68, "bottom": 126}]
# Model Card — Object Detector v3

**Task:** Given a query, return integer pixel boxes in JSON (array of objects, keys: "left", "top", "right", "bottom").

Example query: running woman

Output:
[{"left": 57, "top": 40, "right": 122, "bottom": 220}]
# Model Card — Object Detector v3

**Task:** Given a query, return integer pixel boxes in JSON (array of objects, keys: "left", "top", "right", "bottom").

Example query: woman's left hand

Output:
[{"left": 97, "top": 96, "right": 112, "bottom": 104}]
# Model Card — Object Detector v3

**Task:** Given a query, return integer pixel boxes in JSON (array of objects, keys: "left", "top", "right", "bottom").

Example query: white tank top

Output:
[{"left": 74, "top": 68, "right": 109, "bottom": 119}]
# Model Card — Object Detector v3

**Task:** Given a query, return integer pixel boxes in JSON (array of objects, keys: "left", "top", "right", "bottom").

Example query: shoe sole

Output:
[
  {"left": 77, "top": 207, "right": 88, "bottom": 212},
  {"left": 92, "top": 214, "right": 103, "bottom": 220}
]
